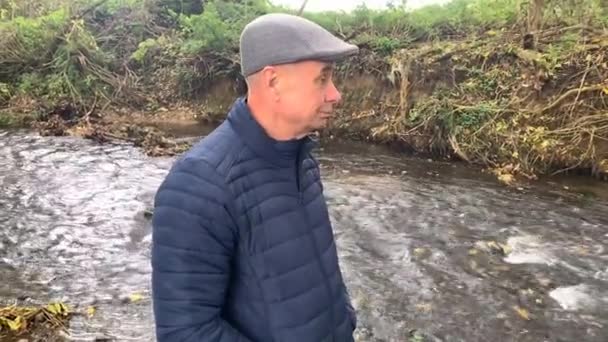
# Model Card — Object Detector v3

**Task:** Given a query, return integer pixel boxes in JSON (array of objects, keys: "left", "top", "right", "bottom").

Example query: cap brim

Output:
[
  {"left": 315, "top": 45, "right": 360, "bottom": 62},
  {"left": 312, "top": 37, "right": 360, "bottom": 62}
]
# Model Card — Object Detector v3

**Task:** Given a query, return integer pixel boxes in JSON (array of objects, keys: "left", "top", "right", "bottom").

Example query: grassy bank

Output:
[{"left": 0, "top": 0, "right": 607, "bottom": 181}]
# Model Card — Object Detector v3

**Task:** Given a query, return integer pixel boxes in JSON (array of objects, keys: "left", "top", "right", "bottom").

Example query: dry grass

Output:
[{"left": 331, "top": 25, "right": 608, "bottom": 182}]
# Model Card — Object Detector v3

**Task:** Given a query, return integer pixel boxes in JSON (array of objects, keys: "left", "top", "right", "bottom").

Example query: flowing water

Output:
[{"left": 1, "top": 128, "right": 607, "bottom": 342}]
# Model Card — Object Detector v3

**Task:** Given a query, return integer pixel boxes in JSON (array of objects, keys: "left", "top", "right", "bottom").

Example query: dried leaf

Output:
[
  {"left": 6, "top": 316, "right": 23, "bottom": 331},
  {"left": 128, "top": 293, "right": 144, "bottom": 303},
  {"left": 499, "top": 243, "right": 512, "bottom": 255},
  {"left": 413, "top": 247, "right": 427, "bottom": 257},
  {"left": 87, "top": 306, "right": 96, "bottom": 318},
  {"left": 46, "top": 302, "right": 68, "bottom": 316},
  {"left": 498, "top": 173, "right": 514, "bottom": 185},
  {"left": 415, "top": 303, "right": 432, "bottom": 313},
  {"left": 487, "top": 241, "right": 500, "bottom": 250},
  {"left": 599, "top": 159, "right": 608, "bottom": 173},
  {"left": 513, "top": 306, "right": 531, "bottom": 320}
]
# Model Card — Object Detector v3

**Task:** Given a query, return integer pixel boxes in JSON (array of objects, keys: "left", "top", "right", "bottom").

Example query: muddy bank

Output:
[
  {"left": 12, "top": 24, "right": 607, "bottom": 184},
  {"left": 19, "top": 101, "right": 608, "bottom": 193},
  {"left": 3, "top": 22, "right": 608, "bottom": 184}
]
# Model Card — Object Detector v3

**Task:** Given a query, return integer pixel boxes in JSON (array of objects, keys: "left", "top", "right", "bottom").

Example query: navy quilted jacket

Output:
[{"left": 151, "top": 97, "right": 357, "bottom": 342}]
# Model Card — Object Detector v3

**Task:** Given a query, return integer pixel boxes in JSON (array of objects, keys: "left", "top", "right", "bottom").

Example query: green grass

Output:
[{"left": 0, "top": 0, "right": 606, "bottom": 110}]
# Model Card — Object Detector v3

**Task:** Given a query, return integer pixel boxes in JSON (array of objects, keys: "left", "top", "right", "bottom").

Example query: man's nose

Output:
[{"left": 325, "top": 80, "right": 342, "bottom": 103}]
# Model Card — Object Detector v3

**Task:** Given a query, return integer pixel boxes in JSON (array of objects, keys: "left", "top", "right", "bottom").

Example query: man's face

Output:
[{"left": 274, "top": 60, "right": 342, "bottom": 135}]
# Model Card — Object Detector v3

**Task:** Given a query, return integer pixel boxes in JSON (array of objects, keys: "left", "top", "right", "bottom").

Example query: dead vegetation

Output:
[
  {"left": 330, "top": 24, "right": 608, "bottom": 182},
  {"left": 0, "top": 303, "right": 70, "bottom": 341}
]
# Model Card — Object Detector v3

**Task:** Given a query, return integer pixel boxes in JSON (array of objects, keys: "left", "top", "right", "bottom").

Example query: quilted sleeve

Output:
[{"left": 151, "top": 157, "right": 251, "bottom": 342}]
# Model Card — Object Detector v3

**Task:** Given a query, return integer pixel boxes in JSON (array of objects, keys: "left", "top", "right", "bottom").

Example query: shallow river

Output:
[{"left": 1, "top": 128, "right": 607, "bottom": 342}]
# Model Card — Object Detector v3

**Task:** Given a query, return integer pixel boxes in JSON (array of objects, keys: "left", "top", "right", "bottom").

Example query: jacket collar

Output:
[{"left": 227, "top": 97, "right": 317, "bottom": 167}]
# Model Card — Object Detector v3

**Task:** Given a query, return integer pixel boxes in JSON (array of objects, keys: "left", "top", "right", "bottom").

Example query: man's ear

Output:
[{"left": 259, "top": 66, "right": 280, "bottom": 99}]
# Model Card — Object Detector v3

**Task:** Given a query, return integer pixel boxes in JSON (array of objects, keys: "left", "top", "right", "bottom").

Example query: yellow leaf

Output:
[
  {"left": 514, "top": 306, "right": 531, "bottom": 320},
  {"left": 500, "top": 243, "right": 512, "bottom": 255},
  {"left": 495, "top": 121, "right": 508, "bottom": 132},
  {"left": 87, "top": 306, "right": 96, "bottom": 318},
  {"left": 415, "top": 303, "right": 432, "bottom": 312},
  {"left": 128, "top": 293, "right": 144, "bottom": 303},
  {"left": 46, "top": 302, "right": 68, "bottom": 316},
  {"left": 599, "top": 159, "right": 608, "bottom": 173},
  {"left": 6, "top": 316, "right": 23, "bottom": 331},
  {"left": 512, "top": 151, "right": 519, "bottom": 158},
  {"left": 487, "top": 241, "right": 500, "bottom": 250},
  {"left": 468, "top": 248, "right": 478, "bottom": 256},
  {"left": 46, "top": 303, "right": 59, "bottom": 314},
  {"left": 603, "top": 87, "right": 608, "bottom": 95},
  {"left": 540, "top": 140, "right": 550, "bottom": 149},
  {"left": 498, "top": 173, "right": 514, "bottom": 185},
  {"left": 413, "top": 247, "right": 427, "bottom": 257}
]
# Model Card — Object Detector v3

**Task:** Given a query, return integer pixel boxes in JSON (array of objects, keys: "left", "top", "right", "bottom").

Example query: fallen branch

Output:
[
  {"left": 449, "top": 134, "right": 470, "bottom": 162},
  {"left": 540, "top": 84, "right": 606, "bottom": 113},
  {"left": 514, "top": 47, "right": 543, "bottom": 63}
]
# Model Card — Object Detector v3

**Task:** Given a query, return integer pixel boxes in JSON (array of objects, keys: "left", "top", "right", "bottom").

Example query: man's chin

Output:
[{"left": 311, "top": 118, "right": 331, "bottom": 131}]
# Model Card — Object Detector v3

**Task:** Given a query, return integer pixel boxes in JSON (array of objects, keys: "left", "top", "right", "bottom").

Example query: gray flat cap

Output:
[{"left": 239, "top": 13, "right": 359, "bottom": 77}]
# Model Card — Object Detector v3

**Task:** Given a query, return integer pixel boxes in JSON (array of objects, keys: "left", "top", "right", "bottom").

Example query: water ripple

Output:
[{"left": 1, "top": 130, "right": 607, "bottom": 341}]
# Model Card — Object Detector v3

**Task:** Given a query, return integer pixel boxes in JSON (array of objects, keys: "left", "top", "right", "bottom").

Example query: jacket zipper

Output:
[{"left": 295, "top": 151, "right": 336, "bottom": 341}]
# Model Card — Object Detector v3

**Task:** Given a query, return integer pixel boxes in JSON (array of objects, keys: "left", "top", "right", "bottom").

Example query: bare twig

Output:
[
  {"left": 567, "top": 58, "right": 593, "bottom": 118},
  {"left": 82, "top": 95, "right": 98, "bottom": 124}
]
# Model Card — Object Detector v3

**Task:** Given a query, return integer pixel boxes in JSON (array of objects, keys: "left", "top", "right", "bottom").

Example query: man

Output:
[{"left": 151, "top": 12, "right": 359, "bottom": 342}]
